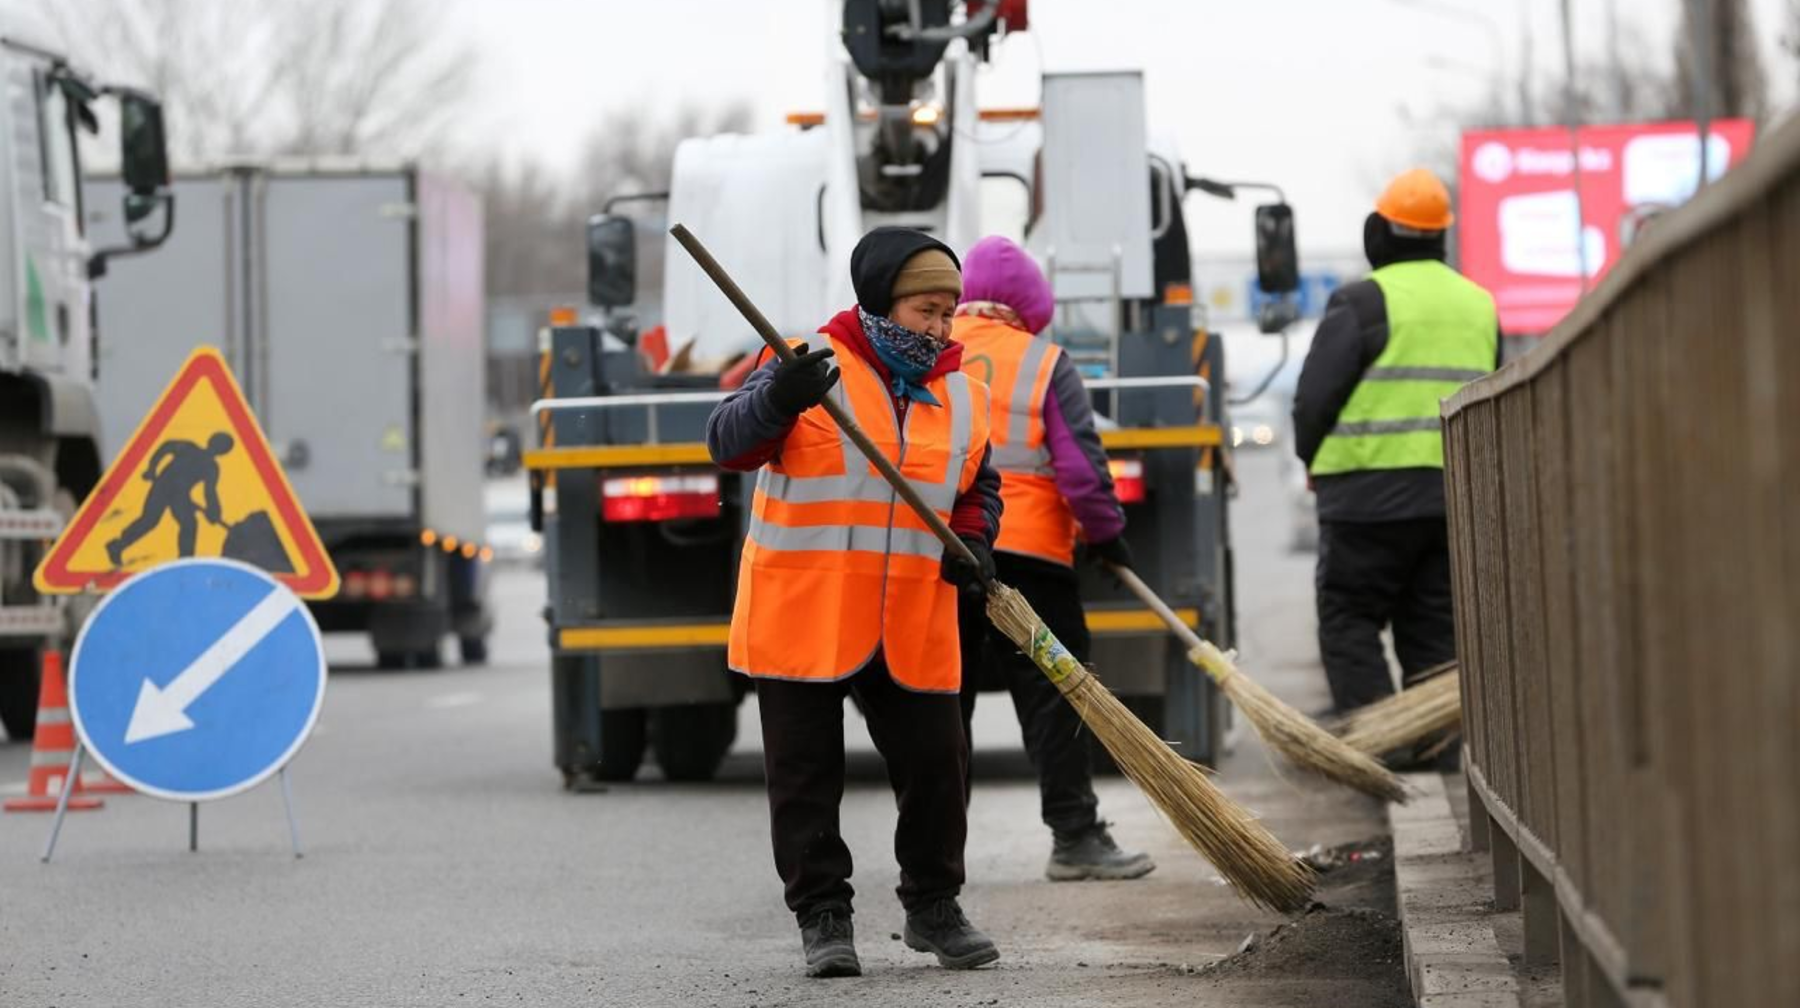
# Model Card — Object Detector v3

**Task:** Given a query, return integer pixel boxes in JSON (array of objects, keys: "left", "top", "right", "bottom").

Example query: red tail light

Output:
[
  {"left": 343, "top": 571, "right": 368, "bottom": 599},
  {"left": 603, "top": 474, "right": 721, "bottom": 523},
  {"left": 1109, "top": 458, "right": 1146, "bottom": 504},
  {"left": 367, "top": 569, "right": 394, "bottom": 601}
]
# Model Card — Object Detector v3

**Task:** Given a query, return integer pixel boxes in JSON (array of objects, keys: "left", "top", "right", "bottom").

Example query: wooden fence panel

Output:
[{"left": 1442, "top": 105, "right": 1800, "bottom": 1008}]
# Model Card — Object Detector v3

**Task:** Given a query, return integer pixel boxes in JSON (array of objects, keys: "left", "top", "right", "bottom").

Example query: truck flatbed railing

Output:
[{"left": 523, "top": 375, "right": 1222, "bottom": 471}]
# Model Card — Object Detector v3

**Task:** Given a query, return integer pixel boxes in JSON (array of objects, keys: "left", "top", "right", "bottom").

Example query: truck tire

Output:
[
  {"left": 650, "top": 702, "right": 738, "bottom": 782},
  {"left": 596, "top": 708, "right": 648, "bottom": 782},
  {"left": 375, "top": 646, "right": 441, "bottom": 671},
  {"left": 0, "top": 647, "right": 41, "bottom": 742},
  {"left": 459, "top": 635, "right": 488, "bottom": 666}
]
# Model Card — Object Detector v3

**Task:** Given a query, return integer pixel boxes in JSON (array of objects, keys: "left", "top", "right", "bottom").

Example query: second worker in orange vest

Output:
[
  {"left": 951, "top": 236, "right": 1155, "bottom": 882},
  {"left": 706, "top": 227, "right": 1004, "bottom": 979}
]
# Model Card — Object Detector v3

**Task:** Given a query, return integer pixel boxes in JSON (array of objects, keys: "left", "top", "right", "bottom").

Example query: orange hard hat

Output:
[{"left": 1375, "top": 168, "right": 1454, "bottom": 232}]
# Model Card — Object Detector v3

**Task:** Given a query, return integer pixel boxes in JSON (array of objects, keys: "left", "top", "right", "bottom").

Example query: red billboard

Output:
[{"left": 1458, "top": 119, "right": 1755, "bottom": 334}]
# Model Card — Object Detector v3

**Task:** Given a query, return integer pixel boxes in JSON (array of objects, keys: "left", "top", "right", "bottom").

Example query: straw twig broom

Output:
[
  {"left": 1335, "top": 663, "right": 1462, "bottom": 758},
  {"left": 1105, "top": 564, "right": 1406, "bottom": 803},
  {"left": 672, "top": 224, "right": 1313, "bottom": 915}
]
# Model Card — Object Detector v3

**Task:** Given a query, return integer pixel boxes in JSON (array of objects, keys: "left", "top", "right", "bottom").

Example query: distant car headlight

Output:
[
  {"left": 523, "top": 532, "right": 543, "bottom": 555},
  {"left": 1252, "top": 424, "right": 1275, "bottom": 446},
  {"left": 1230, "top": 425, "right": 1244, "bottom": 447}
]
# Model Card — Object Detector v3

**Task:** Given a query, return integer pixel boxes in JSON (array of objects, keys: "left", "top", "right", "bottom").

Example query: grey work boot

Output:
[
  {"left": 799, "top": 906, "right": 861, "bottom": 978},
  {"left": 902, "top": 898, "right": 1000, "bottom": 970},
  {"left": 1046, "top": 822, "right": 1156, "bottom": 881}
]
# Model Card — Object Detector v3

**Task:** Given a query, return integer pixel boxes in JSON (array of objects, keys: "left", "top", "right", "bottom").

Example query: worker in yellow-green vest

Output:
[{"left": 1292, "top": 168, "right": 1499, "bottom": 724}]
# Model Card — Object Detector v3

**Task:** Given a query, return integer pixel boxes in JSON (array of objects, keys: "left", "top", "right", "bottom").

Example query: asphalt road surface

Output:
[{"left": 0, "top": 451, "right": 1407, "bottom": 1007}]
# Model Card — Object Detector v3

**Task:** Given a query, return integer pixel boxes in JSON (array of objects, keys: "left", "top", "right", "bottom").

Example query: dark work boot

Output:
[
  {"left": 799, "top": 906, "right": 860, "bottom": 978},
  {"left": 902, "top": 898, "right": 999, "bottom": 969},
  {"left": 1046, "top": 822, "right": 1156, "bottom": 881}
]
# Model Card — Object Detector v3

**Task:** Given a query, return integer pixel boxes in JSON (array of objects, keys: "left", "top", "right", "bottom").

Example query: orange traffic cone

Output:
[{"left": 4, "top": 650, "right": 103, "bottom": 813}]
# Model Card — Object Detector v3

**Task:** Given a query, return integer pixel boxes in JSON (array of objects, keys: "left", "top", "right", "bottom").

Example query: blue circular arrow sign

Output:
[{"left": 70, "top": 558, "right": 326, "bottom": 801}]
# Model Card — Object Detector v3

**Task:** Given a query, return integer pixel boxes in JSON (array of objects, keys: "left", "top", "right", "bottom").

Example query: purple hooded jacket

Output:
[{"left": 959, "top": 237, "right": 1125, "bottom": 549}]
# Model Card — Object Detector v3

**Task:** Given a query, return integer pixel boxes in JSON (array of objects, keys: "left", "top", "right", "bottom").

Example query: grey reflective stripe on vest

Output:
[
  {"left": 747, "top": 515, "right": 946, "bottom": 558},
  {"left": 1362, "top": 366, "right": 1489, "bottom": 382},
  {"left": 1330, "top": 417, "right": 1442, "bottom": 437},
  {"left": 1007, "top": 338, "right": 1051, "bottom": 446},
  {"left": 991, "top": 442, "right": 1052, "bottom": 474},
  {"left": 749, "top": 354, "right": 966, "bottom": 558},
  {"left": 993, "top": 339, "right": 1054, "bottom": 477},
  {"left": 942, "top": 371, "right": 973, "bottom": 488}
]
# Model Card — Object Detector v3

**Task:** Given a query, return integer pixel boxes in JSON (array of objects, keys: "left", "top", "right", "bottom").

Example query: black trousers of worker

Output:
[
  {"left": 1315, "top": 517, "right": 1458, "bottom": 713},
  {"left": 755, "top": 656, "right": 968, "bottom": 925},
  {"left": 957, "top": 555, "right": 1100, "bottom": 837}
]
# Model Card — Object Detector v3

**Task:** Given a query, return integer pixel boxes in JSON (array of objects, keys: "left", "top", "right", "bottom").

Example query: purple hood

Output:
[{"left": 960, "top": 236, "right": 1054, "bottom": 335}]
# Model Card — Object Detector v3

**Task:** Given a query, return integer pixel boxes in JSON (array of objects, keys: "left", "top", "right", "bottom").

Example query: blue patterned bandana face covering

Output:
[{"left": 858, "top": 306, "right": 943, "bottom": 405}]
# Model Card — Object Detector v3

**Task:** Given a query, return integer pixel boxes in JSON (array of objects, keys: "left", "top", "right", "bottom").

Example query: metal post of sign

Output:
[
  {"left": 279, "top": 768, "right": 303, "bottom": 859},
  {"left": 39, "top": 744, "right": 88, "bottom": 863},
  {"left": 189, "top": 803, "right": 199, "bottom": 852}
]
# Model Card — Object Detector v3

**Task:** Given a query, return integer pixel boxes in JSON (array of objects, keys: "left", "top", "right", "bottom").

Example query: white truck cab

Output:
[{"left": 0, "top": 5, "right": 175, "bottom": 740}]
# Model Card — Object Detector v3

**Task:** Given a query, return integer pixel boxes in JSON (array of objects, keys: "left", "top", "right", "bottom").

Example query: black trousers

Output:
[
  {"left": 755, "top": 657, "right": 968, "bottom": 924},
  {"left": 957, "top": 555, "right": 1100, "bottom": 838},
  {"left": 1315, "top": 517, "right": 1458, "bottom": 713}
]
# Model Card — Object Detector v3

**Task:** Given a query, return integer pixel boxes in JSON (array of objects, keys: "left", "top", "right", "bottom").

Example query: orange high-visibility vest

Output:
[
  {"left": 728, "top": 333, "right": 991, "bottom": 692},
  {"left": 953, "top": 314, "right": 1078, "bottom": 567}
]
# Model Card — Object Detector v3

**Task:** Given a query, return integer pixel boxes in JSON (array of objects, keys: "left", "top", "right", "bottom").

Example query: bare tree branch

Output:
[{"left": 44, "top": 0, "right": 473, "bottom": 163}]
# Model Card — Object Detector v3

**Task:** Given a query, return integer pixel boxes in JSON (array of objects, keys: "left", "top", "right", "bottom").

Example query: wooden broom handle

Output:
[
  {"left": 1110, "top": 562, "right": 1209, "bottom": 654},
  {"left": 670, "top": 224, "right": 980, "bottom": 570}
]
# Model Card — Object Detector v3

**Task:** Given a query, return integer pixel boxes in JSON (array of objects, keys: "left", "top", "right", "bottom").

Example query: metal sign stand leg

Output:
[
  {"left": 39, "top": 743, "right": 87, "bottom": 864},
  {"left": 189, "top": 803, "right": 199, "bottom": 853},
  {"left": 278, "top": 768, "right": 303, "bottom": 859}
]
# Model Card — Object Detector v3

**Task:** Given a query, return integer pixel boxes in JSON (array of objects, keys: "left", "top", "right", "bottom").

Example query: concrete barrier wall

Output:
[{"left": 1442, "top": 111, "right": 1800, "bottom": 1008}]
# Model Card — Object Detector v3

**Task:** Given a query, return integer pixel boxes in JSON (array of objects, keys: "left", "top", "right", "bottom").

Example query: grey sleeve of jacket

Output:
[{"left": 1292, "top": 280, "right": 1384, "bottom": 467}]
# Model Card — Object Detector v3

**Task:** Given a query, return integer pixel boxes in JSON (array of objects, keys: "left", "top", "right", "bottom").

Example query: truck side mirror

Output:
[
  {"left": 1254, "top": 203, "right": 1299, "bottom": 295},
  {"left": 118, "top": 91, "right": 170, "bottom": 218},
  {"left": 587, "top": 214, "right": 636, "bottom": 309},
  {"left": 88, "top": 87, "right": 176, "bottom": 278}
]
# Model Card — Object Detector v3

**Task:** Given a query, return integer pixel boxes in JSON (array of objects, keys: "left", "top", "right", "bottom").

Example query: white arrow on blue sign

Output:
[{"left": 70, "top": 558, "right": 327, "bottom": 802}]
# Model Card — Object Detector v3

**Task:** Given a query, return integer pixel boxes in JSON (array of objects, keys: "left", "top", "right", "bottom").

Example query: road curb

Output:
[{"left": 1388, "top": 772, "right": 1521, "bottom": 1008}]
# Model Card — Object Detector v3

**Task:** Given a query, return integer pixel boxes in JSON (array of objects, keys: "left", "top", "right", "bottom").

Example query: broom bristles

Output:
[
  {"left": 986, "top": 584, "right": 1315, "bottom": 914},
  {"left": 1187, "top": 642, "right": 1408, "bottom": 803},
  {"left": 1335, "top": 670, "right": 1462, "bottom": 757}
]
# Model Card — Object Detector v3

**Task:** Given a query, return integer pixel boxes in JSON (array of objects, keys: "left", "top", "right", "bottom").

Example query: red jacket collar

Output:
[{"left": 821, "top": 307, "right": 965, "bottom": 385}]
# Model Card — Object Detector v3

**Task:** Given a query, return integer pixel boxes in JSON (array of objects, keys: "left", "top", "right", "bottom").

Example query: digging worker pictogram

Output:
[{"left": 106, "top": 432, "right": 235, "bottom": 566}]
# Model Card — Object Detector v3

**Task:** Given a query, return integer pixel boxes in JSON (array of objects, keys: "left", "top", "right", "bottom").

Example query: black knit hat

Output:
[
  {"left": 849, "top": 226, "right": 962, "bottom": 318},
  {"left": 1363, "top": 211, "right": 1446, "bottom": 270}
]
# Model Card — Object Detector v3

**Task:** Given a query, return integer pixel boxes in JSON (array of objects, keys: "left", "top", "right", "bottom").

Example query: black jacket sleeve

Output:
[{"left": 1292, "top": 279, "right": 1386, "bottom": 467}]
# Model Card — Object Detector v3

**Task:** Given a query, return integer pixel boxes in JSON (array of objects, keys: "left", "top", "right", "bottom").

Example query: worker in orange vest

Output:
[
  {"left": 951, "top": 236, "right": 1155, "bottom": 882},
  {"left": 706, "top": 227, "right": 1003, "bottom": 979}
]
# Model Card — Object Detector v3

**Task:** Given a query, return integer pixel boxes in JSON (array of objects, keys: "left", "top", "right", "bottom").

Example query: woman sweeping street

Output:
[
  {"left": 705, "top": 226, "right": 1004, "bottom": 979},
  {"left": 951, "top": 235, "right": 1155, "bottom": 882}
]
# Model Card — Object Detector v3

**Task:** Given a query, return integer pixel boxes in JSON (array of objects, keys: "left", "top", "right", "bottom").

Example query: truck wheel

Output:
[
  {"left": 408, "top": 645, "right": 443, "bottom": 670},
  {"left": 596, "top": 708, "right": 648, "bottom": 782},
  {"left": 0, "top": 648, "right": 41, "bottom": 742},
  {"left": 459, "top": 636, "right": 488, "bottom": 666},
  {"left": 650, "top": 702, "right": 738, "bottom": 782}
]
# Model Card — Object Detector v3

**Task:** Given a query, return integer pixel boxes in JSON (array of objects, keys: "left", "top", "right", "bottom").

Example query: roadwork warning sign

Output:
[{"left": 34, "top": 346, "right": 339, "bottom": 598}]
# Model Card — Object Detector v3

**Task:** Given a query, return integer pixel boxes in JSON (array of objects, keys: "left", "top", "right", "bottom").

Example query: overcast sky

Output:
[{"left": 448, "top": 0, "right": 1798, "bottom": 256}]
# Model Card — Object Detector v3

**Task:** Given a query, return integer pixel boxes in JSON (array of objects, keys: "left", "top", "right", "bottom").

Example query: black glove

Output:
[
  {"left": 1088, "top": 535, "right": 1134, "bottom": 571},
  {"left": 940, "top": 536, "right": 995, "bottom": 595},
  {"left": 765, "top": 343, "right": 839, "bottom": 416}
]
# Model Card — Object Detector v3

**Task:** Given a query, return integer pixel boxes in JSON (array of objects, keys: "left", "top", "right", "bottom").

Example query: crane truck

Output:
[
  {"left": 0, "top": 11, "right": 175, "bottom": 740},
  {"left": 528, "top": 0, "right": 1300, "bottom": 788}
]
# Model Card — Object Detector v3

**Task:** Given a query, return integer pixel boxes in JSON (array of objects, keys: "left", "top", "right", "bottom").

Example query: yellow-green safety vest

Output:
[{"left": 1309, "top": 260, "right": 1497, "bottom": 476}]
